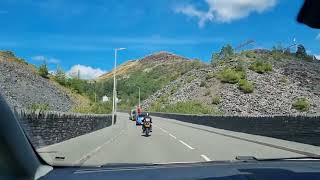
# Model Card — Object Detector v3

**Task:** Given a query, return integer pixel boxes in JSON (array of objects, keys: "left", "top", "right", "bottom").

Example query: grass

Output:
[
  {"left": 211, "top": 96, "right": 221, "bottom": 105},
  {"left": 217, "top": 67, "right": 245, "bottom": 84},
  {"left": 149, "top": 101, "right": 218, "bottom": 115},
  {"left": 280, "top": 76, "right": 288, "bottom": 84},
  {"left": 238, "top": 79, "right": 254, "bottom": 93},
  {"left": 206, "top": 72, "right": 215, "bottom": 80},
  {"left": 200, "top": 81, "right": 206, "bottom": 87},
  {"left": 186, "top": 75, "right": 196, "bottom": 83},
  {"left": 292, "top": 98, "right": 310, "bottom": 112},
  {"left": 204, "top": 89, "right": 211, "bottom": 96},
  {"left": 28, "top": 103, "right": 51, "bottom": 111},
  {"left": 249, "top": 61, "right": 273, "bottom": 74}
]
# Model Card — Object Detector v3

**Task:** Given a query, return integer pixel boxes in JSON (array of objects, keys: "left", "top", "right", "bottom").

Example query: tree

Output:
[
  {"left": 54, "top": 67, "right": 67, "bottom": 85},
  {"left": 211, "top": 44, "right": 234, "bottom": 64},
  {"left": 38, "top": 63, "right": 49, "bottom": 78},
  {"left": 296, "top": 44, "right": 307, "bottom": 57}
]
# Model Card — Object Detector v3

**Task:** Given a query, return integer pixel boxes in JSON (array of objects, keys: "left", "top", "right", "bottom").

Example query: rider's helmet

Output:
[{"left": 146, "top": 113, "right": 149, "bottom": 116}]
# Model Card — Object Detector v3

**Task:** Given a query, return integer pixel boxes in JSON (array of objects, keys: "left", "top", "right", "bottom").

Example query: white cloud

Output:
[
  {"left": 315, "top": 55, "right": 320, "bottom": 60},
  {"left": 67, "top": 64, "right": 106, "bottom": 80},
  {"left": 31, "top": 55, "right": 60, "bottom": 64},
  {"left": 175, "top": 0, "right": 277, "bottom": 27}
]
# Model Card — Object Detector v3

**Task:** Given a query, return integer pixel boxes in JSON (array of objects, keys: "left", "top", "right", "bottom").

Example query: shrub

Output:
[
  {"left": 218, "top": 68, "right": 242, "bottom": 84},
  {"left": 280, "top": 76, "right": 288, "bottom": 84},
  {"left": 206, "top": 72, "right": 215, "bottom": 80},
  {"left": 249, "top": 61, "right": 272, "bottom": 74},
  {"left": 212, "top": 96, "right": 220, "bottom": 105},
  {"left": 200, "top": 81, "right": 206, "bottom": 87},
  {"left": 186, "top": 75, "right": 196, "bottom": 83},
  {"left": 54, "top": 68, "right": 67, "bottom": 86},
  {"left": 72, "top": 102, "right": 112, "bottom": 114},
  {"left": 292, "top": 98, "right": 310, "bottom": 112},
  {"left": 238, "top": 79, "right": 254, "bottom": 93},
  {"left": 29, "top": 103, "right": 50, "bottom": 111},
  {"left": 204, "top": 89, "right": 211, "bottom": 96},
  {"left": 191, "top": 59, "right": 204, "bottom": 69},
  {"left": 38, "top": 63, "right": 49, "bottom": 78},
  {"left": 152, "top": 101, "right": 217, "bottom": 114}
]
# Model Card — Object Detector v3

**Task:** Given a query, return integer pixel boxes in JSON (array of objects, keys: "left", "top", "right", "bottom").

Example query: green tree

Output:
[
  {"left": 38, "top": 63, "right": 49, "bottom": 78},
  {"left": 211, "top": 44, "right": 234, "bottom": 64},
  {"left": 296, "top": 44, "right": 307, "bottom": 57},
  {"left": 54, "top": 67, "right": 67, "bottom": 85}
]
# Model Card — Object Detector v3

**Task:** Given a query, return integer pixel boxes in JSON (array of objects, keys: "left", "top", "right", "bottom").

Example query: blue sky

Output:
[{"left": 0, "top": 0, "right": 319, "bottom": 79}]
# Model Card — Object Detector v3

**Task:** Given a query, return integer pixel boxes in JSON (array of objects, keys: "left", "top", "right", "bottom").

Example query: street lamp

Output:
[{"left": 112, "top": 48, "right": 126, "bottom": 126}]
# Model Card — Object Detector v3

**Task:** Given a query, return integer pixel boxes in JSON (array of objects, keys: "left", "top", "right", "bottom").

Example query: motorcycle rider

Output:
[{"left": 142, "top": 113, "right": 152, "bottom": 132}]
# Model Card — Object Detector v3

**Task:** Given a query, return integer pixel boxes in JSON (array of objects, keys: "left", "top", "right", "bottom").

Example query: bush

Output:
[
  {"left": 238, "top": 79, "right": 254, "bottom": 93},
  {"left": 212, "top": 96, "right": 220, "bottom": 105},
  {"left": 29, "top": 103, "right": 50, "bottom": 111},
  {"left": 218, "top": 68, "right": 243, "bottom": 84},
  {"left": 38, "top": 64, "right": 49, "bottom": 78},
  {"left": 186, "top": 75, "right": 196, "bottom": 83},
  {"left": 54, "top": 68, "right": 67, "bottom": 86},
  {"left": 280, "top": 76, "right": 288, "bottom": 84},
  {"left": 204, "top": 89, "right": 211, "bottom": 96},
  {"left": 206, "top": 72, "right": 215, "bottom": 80},
  {"left": 150, "top": 101, "right": 217, "bottom": 115},
  {"left": 292, "top": 98, "right": 310, "bottom": 112},
  {"left": 200, "top": 81, "right": 206, "bottom": 87},
  {"left": 249, "top": 61, "right": 272, "bottom": 74}
]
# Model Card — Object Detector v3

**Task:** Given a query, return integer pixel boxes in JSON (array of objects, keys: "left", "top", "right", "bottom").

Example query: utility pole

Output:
[
  {"left": 112, "top": 48, "right": 126, "bottom": 126},
  {"left": 138, "top": 87, "right": 141, "bottom": 108}
]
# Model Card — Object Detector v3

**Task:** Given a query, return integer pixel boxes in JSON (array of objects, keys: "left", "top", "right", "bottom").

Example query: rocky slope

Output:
[
  {"left": 0, "top": 51, "right": 81, "bottom": 112},
  {"left": 142, "top": 50, "right": 320, "bottom": 115}
]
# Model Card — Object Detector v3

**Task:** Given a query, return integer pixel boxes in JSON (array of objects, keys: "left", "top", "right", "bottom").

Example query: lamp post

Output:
[{"left": 112, "top": 48, "right": 126, "bottom": 126}]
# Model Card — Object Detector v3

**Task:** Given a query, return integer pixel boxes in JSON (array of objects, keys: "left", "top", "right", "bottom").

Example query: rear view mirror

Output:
[{"left": 297, "top": 0, "right": 320, "bottom": 29}]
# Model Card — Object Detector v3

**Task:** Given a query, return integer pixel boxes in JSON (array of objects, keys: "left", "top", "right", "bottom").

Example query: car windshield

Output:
[{"left": 0, "top": 0, "right": 319, "bottom": 167}]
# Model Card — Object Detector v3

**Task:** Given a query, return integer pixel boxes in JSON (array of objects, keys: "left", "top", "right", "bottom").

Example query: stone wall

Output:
[
  {"left": 150, "top": 112, "right": 320, "bottom": 146},
  {"left": 15, "top": 109, "right": 115, "bottom": 148}
]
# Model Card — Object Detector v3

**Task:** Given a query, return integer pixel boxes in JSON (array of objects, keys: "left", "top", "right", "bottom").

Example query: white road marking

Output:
[
  {"left": 169, "top": 133, "right": 177, "bottom": 139},
  {"left": 201, "top": 154, "right": 211, "bottom": 161},
  {"left": 161, "top": 129, "right": 168, "bottom": 133},
  {"left": 73, "top": 129, "right": 125, "bottom": 165},
  {"left": 179, "top": 140, "right": 195, "bottom": 150}
]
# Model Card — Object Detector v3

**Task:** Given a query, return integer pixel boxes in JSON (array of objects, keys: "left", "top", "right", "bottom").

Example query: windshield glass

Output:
[{"left": 0, "top": 0, "right": 319, "bottom": 167}]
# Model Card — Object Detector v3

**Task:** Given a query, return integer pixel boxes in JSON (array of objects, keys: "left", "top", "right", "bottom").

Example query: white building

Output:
[{"left": 102, "top": 96, "right": 109, "bottom": 102}]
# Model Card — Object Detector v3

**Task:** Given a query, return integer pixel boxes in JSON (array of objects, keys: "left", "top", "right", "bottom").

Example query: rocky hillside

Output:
[
  {"left": 142, "top": 50, "right": 320, "bottom": 116},
  {"left": 0, "top": 51, "right": 85, "bottom": 112},
  {"left": 97, "top": 51, "right": 204, "bottom": 109}
]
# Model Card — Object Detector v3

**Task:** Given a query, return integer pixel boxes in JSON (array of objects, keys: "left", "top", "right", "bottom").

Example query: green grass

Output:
[
  {"left": 28, "top": 103, "right": 51, "bottom": 111},
  {"left": 292, "top": 98, "right": 310, "bottom": 112},
  {"left": 186, "top": 75, "right": 196, "bottom": 83},
  {"left": 217, "top": 67, "right": 245, "bottom": 84},
  {"left": 149, "top": 101, "right": 218, "bottom": 115},
  {"left": 211, "top": 96, "right": 221, "bottom": 105},
  {"left": 238, "top": 79, "right": 254, "bottom": 93},
  {"left": 206, "top": 72, "right": 215, "bottom": 80},
  {"left": 249, "top": 61, "right": 273, "bottom": 74}
]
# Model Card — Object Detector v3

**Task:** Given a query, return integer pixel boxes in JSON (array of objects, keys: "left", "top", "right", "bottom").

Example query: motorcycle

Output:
[{"left": 143, "top": 121, "right": 152, "bottom": 137}]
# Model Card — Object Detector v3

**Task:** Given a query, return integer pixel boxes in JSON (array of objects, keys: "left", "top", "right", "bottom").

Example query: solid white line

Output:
[
  {"left": 179, "top": 140, "right": 194, "bottom": 150},
  {"left": 201, "top": 154, "right": 211, "bottom": 161},
  {"left": 169, "top": 133, "right": 177, "bottom": 139}
]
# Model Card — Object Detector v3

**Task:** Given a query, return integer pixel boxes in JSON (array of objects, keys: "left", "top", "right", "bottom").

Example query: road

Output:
[{"left": 38, "top": 112, "right": 320, "bottom": 167}]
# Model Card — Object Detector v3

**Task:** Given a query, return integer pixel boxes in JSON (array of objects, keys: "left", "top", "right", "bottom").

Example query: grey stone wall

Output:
[
  {"left": 15, "top": 109, "right": 115, "bottom": 148},
  {"left": 150, "top": 112, "right": 320, "bottom": 146}
]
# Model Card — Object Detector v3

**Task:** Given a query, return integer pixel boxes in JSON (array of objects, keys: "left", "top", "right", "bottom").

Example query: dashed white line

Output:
[
  {"left": 201, "top": 154, "right": 211, "bottom": 161},
  {"left": 179, "top": 140, "right": 195, "bottom": 150},
  {"left": 168, "top": 133, "right": 177, "bottom": 139}
]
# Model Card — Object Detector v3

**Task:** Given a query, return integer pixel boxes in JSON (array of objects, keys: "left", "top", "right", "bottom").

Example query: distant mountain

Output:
[
  {"left": 97, "top": 51, "right": 205, "bottom": 109},
  {"left": 0, "top": 51, "right": 89, "bottom": 112},
  {"left": 142, "top": 50, "right": 320, "bottom": 115}
]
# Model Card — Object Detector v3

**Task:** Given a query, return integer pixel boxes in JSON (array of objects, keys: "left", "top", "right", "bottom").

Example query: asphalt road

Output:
[{"left": 38, "top": 112, "right": 320, "bottom": 167}]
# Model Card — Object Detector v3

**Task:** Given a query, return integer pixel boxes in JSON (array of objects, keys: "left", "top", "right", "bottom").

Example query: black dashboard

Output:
[{"left": 42, "top": 161, "right": 320, "bottom": 180}]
